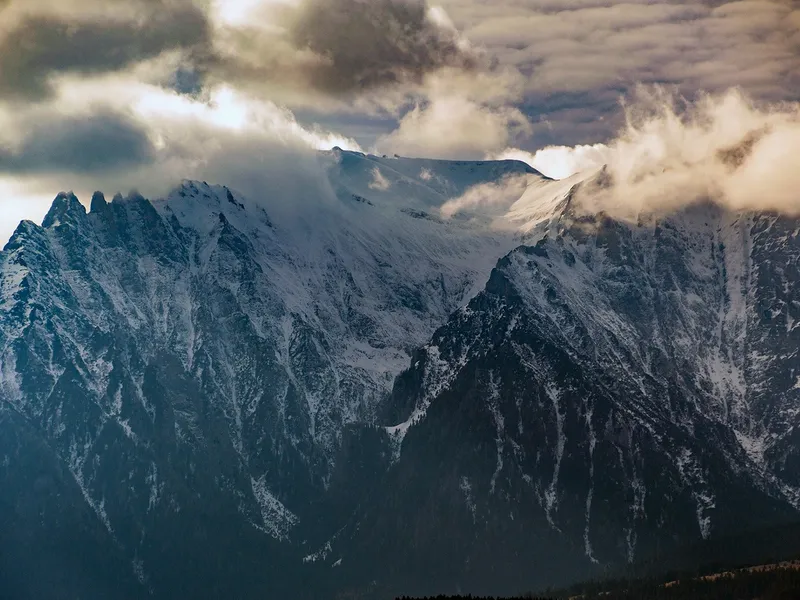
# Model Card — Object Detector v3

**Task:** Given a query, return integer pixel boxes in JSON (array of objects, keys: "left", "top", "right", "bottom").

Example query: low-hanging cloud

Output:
[
  {"left": 572, "top": 87, "right": 800, "bottom": 218},
  {"left": 443, "top": 85, "right": 800, "bottom": 228},
  {"left": 440, "top": 173, "right": 535, "bottom": 218},
  {"left": 491, "top": 144, "right": 609, "bottom": 180},
  {"left": 0, "top": 81, "right": 363, "bottom": 244}
]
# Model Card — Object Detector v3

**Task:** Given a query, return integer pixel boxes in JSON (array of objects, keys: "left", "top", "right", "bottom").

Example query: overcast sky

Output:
[{"left": 0, "top": 0, "right": 798, "bottom": 243}]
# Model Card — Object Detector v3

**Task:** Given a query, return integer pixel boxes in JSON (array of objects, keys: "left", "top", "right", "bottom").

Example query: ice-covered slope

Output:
[{"left": 154, "top": 151, "right": 542, "bottom": 448}]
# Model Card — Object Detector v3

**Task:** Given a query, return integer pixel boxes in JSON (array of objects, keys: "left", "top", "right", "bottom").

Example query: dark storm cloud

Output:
[
  {"left": 287, "top": 0, "right": 476, "bottom": 92},
  {"left": 207, "top": 0, "right": 479, "bottom": 102},
  {"left": 0, "top": 0, "right": 210, "bottom": 101},
  {"left": 0, "top": 0, "right": 479, "bottom": 106},
  {"left": 0, "top": 111, "right": 155, "bottom": 174}
]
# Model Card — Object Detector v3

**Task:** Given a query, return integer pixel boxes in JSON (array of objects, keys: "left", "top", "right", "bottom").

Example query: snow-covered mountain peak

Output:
[
  {"left": 0, "top": 155, "right": 546, "bottom": 521},
  {"left": 326, "top": 149, "right": 548, "bottom": 213},
  {"left": 42, "top": 191, "right": 86, "bottom": 228},
  {"left": 156, "top": 179, "right": 272, "bottom": 238},
  {"left": 89, "top": 191, "right": 108, "bottom": 213}
]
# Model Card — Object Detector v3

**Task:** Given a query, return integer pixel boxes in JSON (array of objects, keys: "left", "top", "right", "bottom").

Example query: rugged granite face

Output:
[{"left": 1, "top": 153, "right": 799, "bottom": 599}]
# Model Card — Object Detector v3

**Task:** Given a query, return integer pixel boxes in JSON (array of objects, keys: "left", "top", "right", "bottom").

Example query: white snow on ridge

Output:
[
  {"left": 152, "top": 150, "right": 572, "bottom": 454},
  {"left": 0, "top": 149, "right": 573, "bottom": 546}
]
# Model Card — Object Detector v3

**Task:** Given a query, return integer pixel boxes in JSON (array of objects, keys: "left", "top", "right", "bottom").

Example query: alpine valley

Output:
[{"left": 1, "top": 149, "right": 799, "bottom": 599}]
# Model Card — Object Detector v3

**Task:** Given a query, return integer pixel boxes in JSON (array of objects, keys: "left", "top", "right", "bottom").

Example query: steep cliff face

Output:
[
  {"left": 0, "top": 151, "right": 538, "bottom": 597},
  {"left": 1, "top": 153, "right": 799, "bottom": 599},
  {"left": 328, "top": 200, "right": 800, "bottom": 598}
]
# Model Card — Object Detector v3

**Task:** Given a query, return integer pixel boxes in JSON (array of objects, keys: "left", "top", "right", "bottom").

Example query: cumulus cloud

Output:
[
  {"left": 286, "top": 0, "right": 475, "bottom": 93},
  {"left": 199, "top": 0, "right": 482, "bottom": 111},
  {"left": 376, "top": 93, "right": 531, "bottom": 159},
  {"left": 0, "top": 0, "right": 479, "bottom": 110},
  {"left": 573, "top": 86, "right": 800, "bottom": 218}
]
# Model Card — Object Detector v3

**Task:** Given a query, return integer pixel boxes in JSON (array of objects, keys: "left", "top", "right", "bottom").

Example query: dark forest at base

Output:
[
  {"left": 396, "top": 564, "right": 800, "bottom": 599},
  {"left": 393, "top": 521, "right": 800, "bottom": 600}
]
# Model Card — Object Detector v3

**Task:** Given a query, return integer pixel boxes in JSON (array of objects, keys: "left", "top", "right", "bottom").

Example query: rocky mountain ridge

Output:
[{"left": 1, "top": 151, "right": 799, "bottom": 599}]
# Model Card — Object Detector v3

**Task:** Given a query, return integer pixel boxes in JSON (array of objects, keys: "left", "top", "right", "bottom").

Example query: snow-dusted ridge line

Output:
[
  {"left": 346, "top": 185, "right": 800, "bottom": 578},
  {"left": 4, "top": 150, "right": 800, "bottom": 595},
  {"left": 0, "top": 151, "right": 571, "bottom": 585}
]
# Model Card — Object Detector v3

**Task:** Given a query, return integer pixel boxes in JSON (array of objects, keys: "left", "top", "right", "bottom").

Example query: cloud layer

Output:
[
  {"left": 1, "top": 0, "right": 798, "bottom": 149},
  {"left": 444, "top": 0, "right": 800, "bottom": 145},
  {"left": 0, "top": 0, "right": 210, "bottom": 101},
  {"left": 573, "top": 87, "right": 800, "bottom": 218},
  {"left": 1, "top": 0, "right": 799, "bottom": 244}
]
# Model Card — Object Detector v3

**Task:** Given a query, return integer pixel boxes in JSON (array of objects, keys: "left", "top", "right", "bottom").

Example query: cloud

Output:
[
  {"left": 202, "top": 0, "right": 480, "bottom": 110},
  {"left": 440, "top": 173, "right": 534, "bottom": 218},
  {"left": 0, "top": 110, "right": 155, "bottom": 174},
  {"left": 286, "top": 0, "right": 475, "bottom": 93},
  {"left": 572, "top": 86, "right": 800, "bottom": 218},
  {"left": 0, "top": 80, "right": 363, "bottom": 243},
  {"left": 2, "top": 0, "right": 800, "bottom": 245},
  {"left": 376, "top": 93, "right": 531, "bottom": 159},
  {"left": 1, "top": 0, "right": 799, "bottom": 153},
  {"left": 0, "top": 1, "right": 210, "bottom": 101},
  {"left": 439, "top": 0, "right": 800, "bottom": 144},
  {"left": 491, "top": 144, "right": 609, "bottom": 179},
  {"left": 0, "top": 0, "right": 487, "bottom": 116}
]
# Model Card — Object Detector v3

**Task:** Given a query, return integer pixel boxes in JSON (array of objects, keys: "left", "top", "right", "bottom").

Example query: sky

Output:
[{"left": 0, "top": 0, "right": 799, "bottom": 243}]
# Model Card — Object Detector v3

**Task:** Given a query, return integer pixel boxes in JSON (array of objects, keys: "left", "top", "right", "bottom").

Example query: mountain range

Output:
[{"left": 1, "top": 149, "right": 798, "bottom": 599}]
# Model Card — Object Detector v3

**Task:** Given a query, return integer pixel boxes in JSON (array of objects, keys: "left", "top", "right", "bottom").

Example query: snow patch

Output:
[
  {"left": 544, "top": 382, "right": 565, "bottom": 527},
  {"left": 250, "top": 475, "right": 298, "bottom": 541},
  {"left": 487, "top": 373, "right": 505, "bottom": 495},
  {"left": 675, "top": 448, "right": 715, "bottom": 539},
  {"left": 460, "top": 476, "right": 477, "bottom": 522}
]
